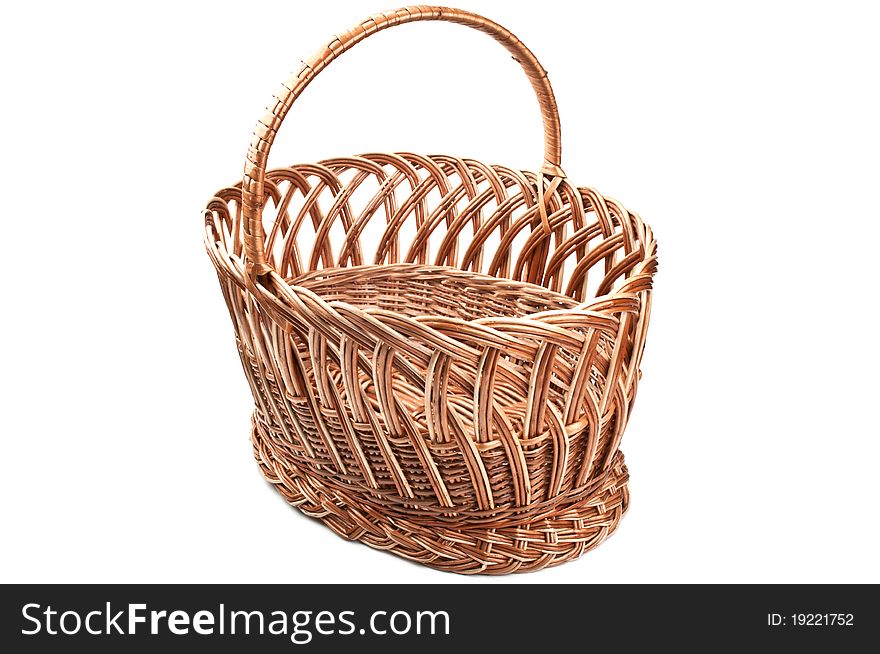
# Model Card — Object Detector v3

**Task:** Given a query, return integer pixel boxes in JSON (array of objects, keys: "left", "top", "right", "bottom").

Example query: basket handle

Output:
[{"left": 242, "top": 5, "right": 565, "bottom": 278}]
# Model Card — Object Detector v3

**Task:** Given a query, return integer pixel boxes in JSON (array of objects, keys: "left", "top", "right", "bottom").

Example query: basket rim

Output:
[{"left": 204, "top": 153, "right": 656, "bottom": 335}]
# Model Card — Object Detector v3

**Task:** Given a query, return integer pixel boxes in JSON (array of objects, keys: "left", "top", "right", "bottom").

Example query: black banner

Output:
[{"left": 1, "top": 584, "right": 875, "bottom": 651}]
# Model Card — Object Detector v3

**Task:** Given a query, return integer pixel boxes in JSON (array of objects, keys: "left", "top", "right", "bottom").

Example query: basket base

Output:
[{"left": 251, "top": 414, "right": 630, "bottom": 575}]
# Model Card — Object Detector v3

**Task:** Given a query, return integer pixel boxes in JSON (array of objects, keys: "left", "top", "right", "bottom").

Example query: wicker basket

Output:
[{"left": 204, "top": 5, "right": 657, "bottom": 574}]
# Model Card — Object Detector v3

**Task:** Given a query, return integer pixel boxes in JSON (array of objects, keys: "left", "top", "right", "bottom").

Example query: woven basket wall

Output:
[{"left": 203, "top": 6, "right": 657, "bottom": 574}]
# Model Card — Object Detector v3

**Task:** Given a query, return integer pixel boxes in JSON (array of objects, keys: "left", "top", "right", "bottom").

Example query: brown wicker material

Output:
[{"left": 203, "top": 5, "right": 657, "bottom": 574}]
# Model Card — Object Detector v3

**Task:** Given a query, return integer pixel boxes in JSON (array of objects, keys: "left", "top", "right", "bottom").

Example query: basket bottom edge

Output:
[{"left": 250, "top": 416, "right": 630, "bottom": 575}]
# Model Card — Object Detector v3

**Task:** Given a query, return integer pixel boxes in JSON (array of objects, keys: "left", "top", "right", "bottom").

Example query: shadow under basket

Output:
[{"left": 204, "top": 6, "right": 657, "bottom": 574}]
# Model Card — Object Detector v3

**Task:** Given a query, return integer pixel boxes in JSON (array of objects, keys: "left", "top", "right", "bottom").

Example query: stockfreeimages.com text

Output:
[{"left": 21, "top": 603, "right": 450, "bottom": 644}]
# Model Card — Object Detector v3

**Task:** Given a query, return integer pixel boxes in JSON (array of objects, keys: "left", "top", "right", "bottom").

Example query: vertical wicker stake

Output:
[{"left": 204, "top": 5, "right": 657, "bottom": 574}]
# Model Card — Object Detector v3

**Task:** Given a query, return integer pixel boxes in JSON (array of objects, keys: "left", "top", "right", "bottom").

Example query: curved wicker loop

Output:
[{"left": 242, "top": 5, "right": 565, "bottom": 278}]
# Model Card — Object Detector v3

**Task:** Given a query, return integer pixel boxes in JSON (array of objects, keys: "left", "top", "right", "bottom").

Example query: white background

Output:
[{"left": 1, "top": 0, "right": 878, "bottom": 584}]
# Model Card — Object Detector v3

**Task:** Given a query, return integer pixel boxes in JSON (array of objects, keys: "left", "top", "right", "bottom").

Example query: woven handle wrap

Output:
[{"left": 242, "top": 5, "right": 565, "bottom": 278}]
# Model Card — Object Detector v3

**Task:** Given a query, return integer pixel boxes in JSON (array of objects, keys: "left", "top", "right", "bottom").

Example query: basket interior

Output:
[
  {"left": 291, "top": 263, "right": 579, "bottom": 321},
  {"left": 289, "top": 262, "right": 601, "bottom": 436}
]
